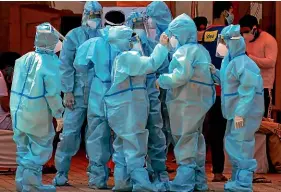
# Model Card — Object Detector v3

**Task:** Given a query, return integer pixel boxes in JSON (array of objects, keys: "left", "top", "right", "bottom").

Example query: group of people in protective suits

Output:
[{"left": 10, "top": 1, "right": 264, "bottom": 192}]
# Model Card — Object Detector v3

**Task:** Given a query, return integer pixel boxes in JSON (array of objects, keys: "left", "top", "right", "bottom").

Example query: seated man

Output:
[{"left": 0, "top": 70, "right": 12, "bottom": 131}]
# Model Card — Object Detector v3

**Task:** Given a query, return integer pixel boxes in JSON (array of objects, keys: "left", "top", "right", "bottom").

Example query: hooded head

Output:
[
  {"left": 107, "top": 25, "right": 133, "bottom": 52},
  {"left": 146, "top": 1, "right": 172, "bottom": 41},
  {"left": 220, "top": 24, "right": 245, "bottom": 59},
  {"left": 167, "top": 14, "right": 197, "bottom": 47},
  {"left": 82, "top": 1, "right": 102, "bottom": 29},
  {"left": 34, "top": 22, "right": 59, "bottom": 53},
  {"left": 126, "top": 12, "right": 148, "bottom": 44}
]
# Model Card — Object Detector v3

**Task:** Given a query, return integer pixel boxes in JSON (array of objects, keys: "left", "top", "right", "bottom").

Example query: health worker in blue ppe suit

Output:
[
  {"left": 53, "top": 1, "right": 103, "bottom": 186},
  {"left": 10, "top": 22, "right": 64, "bottom": 192},
  {"left": 157, "top": 14, "right": 216, "bottom": 192},
  {"left": 72, "top": 25, "right": 116, "bottom": 189},
  {"left": 146, "top": 1, "right": 174, "bottom": 155},
  {"left": 126, "top": 12, "right": 169, "bottom": 184},
  {"left": 210, "top": 25, "right": 264, "bottom": 192},
  {"left": 103, "top": 26, "right": 169, "bottom": 192}
]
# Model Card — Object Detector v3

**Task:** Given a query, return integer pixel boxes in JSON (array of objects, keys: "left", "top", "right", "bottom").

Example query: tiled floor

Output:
[{"left": 0, "top": 150, "right": 281, "bottom": 192}]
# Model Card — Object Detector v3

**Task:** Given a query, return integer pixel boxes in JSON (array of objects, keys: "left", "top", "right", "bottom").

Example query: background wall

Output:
[{"left": 175, "top": 1, "right": 213, "bottom": 25}]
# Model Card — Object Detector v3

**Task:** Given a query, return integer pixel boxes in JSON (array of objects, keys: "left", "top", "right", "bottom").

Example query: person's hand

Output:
[
  {"left": 160, "top": 33, "right": 169, "bottom": 46},
  {"left": 56, "top": 118, "right": 63, "bottom": 132},
  {"left": 209, "top": 64, "right": 217, "bottom": 74},
  {"left": 156, "top": 79, "right": 160, "bottom": 90},
  {"left": 63, "top": 92, "right": 75, "bottom": 110},
  {"left": 234, "top": 116, "right": 244, "bottom": 129}
]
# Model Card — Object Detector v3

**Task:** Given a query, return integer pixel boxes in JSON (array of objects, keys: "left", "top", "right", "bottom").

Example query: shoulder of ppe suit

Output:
[
  {"left": 173, "top": 44, "right": 201, "bottom": 62},
  {"left": 230, "top": 56, "right": 261, "bottom": 78},
  {"left": 64, "top": 26, "right": 85, "bottom": 46},
  {"left": 15, "top": 52, "right": 34, "bottom": 65}
]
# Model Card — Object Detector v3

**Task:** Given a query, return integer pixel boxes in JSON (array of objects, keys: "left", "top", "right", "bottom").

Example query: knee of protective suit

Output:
[{"left": 57, "top": 132, "right": 81, "bottom": 155}]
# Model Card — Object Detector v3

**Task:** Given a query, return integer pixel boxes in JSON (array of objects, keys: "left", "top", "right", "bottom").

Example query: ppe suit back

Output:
[{"left": 11, "top": 52, "right": 62, "bottom": 137}]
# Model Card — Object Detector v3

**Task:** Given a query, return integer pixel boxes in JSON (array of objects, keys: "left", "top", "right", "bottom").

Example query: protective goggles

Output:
[{"left": 88, "top": 11, "right": 102, "bottom": 19}]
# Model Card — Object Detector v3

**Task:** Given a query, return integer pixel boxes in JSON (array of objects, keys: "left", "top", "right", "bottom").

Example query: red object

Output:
[
  {"left": 107, "top": 159, "right": 115, "bottom": 170},
  {"left": 216, "top": 85, "right": 221, "bottom": 97}
]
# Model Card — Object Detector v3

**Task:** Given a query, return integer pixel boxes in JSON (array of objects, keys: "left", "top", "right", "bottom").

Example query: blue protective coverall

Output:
[
  {"left": 158, "top": 14, "right": 215, "bottom": 192},
  {"left": 54, "top": 1, "right": 103, "bottom": 186},
  {"left": 126, "top": 12, "right": 169, "bottom": 183},
  {"left": 104, "top": 26, "right": 169, "bottom": 191},
  {"left": 10, "top": 23, "right": 64, "bottom": 192},
  {"left": 212, "top": 25, "right": 264, "bottom": 192},
  {"left": 146, "top": 1, "right": 174, "bottom": 153},
  {"left": 72, "top": 25, "right": 115, "bottom": 189}
]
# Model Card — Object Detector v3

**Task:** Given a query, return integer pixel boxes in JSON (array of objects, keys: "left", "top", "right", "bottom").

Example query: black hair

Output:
[
  {"left": 104, "top": 10, "right": 125, "bottom": 26},
  {"left": 239, "top": 14, "right": 260, "bottom": 42},
  {"left": 0, "top": 52, "right": 21, "bottom": 70},
  {"left": 213, "top": 1, "right": 233, "bottom": 19},
  {"left": 239, "top": 14, "right": 259, "bottom": 29},
  {"left": 193, "top": 16, "right": 208, "bottom": 31}
]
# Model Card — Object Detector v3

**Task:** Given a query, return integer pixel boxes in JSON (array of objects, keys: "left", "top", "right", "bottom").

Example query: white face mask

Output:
[
  {"left": 170, "top": 36, "right": 179, "bottom": 48},
  {"left": 243, "top": 33, "right": 255, "bottom": 43},
  {"left": 87, "top": 20, "right": 97, "bottom": 29},
  {"left": 216, "top": 43, "right": 228, "bottom": 58},
  {"left": 54, "top": 40, "right": 62, "bottom": 53}
]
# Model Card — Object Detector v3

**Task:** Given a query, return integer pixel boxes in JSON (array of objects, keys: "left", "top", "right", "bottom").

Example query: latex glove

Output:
[
  {"left": 160, "top": 33, "right": 169, "bottom": 47},
  {"left": 56, "top": 118, "right": 63, "bottom": 132},
  {"left": 234, "top": 116, "right": 244, "bottom": 129},
  {"left": 63, "top": 92, "right": 75, "bottom": 110},
  {"left": 209, "top": 64, "right": 217, "bottom": 74},
  {"left": 155, "top": 79, "right": 160, "bottom": 90}
]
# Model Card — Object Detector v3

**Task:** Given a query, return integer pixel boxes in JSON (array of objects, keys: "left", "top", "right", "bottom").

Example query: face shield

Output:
[
  {"left": 87, "top": 11, "right": 102, "bottom": 29},
  {"left": 216, "top": 35, "right": 228, "bottom": 58},
  {"left": 216, "top": 34, "right": 241, "bottom": 58},
  {"left": 145, "top": 16, "right": 157, "bottom": 40},
  {"left": 130, "top": 33, "right": 145, "bottom": 56},
  {"left": 132, "top": 17, "right": 149, "bottom": 43}
]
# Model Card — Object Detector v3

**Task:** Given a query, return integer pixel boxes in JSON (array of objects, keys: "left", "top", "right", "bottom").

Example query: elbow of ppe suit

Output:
[
  {"left": 158, "top": 72, "right": 187, "bottom": 89},
  {"left": 59, "top": 31, "right": 79, "bottom": 93},
  {"left": 158, "top": 57, "right": 194, "bottom": 89},
  {"left": 45, "top": 95, "right": 65, "bottom": 119},
  {"left": 115, "top": 44, "right": 168, "bottom": 77},
  {"left": 148, "top": 44, "right": 169, "bottom": 73},
  {"left": 44, "top": 75, "right": 65, "bottom": 119},
  {"left": 234, "top": 68, "right": 259, "bottom": 118}
]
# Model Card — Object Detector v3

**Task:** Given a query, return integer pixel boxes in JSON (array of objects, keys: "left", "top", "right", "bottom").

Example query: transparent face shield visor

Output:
[
  {"left": 216, "top": 34, "right": 241, "bottom": 58},
  {"left": 130, "top": 33, "right": 145, "bottom": 56},
  {"left": 215, "top": 35, "right": 228, "bottom": 58},
  {"left": 144, "top": 16, "right": 157, "bottom": 39},
  {"left": 132, "top": 17, "right": 149, "bottom": 38}
]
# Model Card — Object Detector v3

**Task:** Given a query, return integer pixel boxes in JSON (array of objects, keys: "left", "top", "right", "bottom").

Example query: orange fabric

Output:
[{"left": 116, "top": 1, "right": 152, "bottom": 7}]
